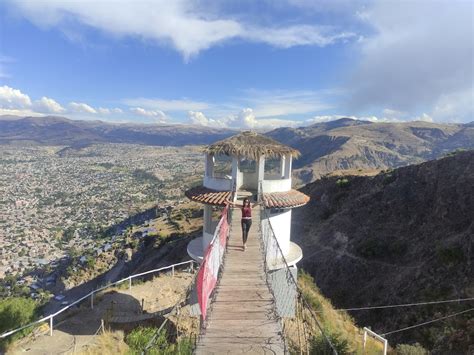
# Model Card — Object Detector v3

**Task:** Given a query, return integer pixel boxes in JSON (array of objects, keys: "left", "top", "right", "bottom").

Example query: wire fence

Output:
[
  {"left": 258, "top": 182, "right": 338, "bottom": 354},
  {"left": 0, "top": 260, "right": 196, "bottom": 341},
  {"left": 259, "top": 208, "right": 337, "bottom": 354}
]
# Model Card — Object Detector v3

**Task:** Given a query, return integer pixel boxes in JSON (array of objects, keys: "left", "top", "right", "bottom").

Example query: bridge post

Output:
[{"left": 49, "top": 317, "right": 53, "bottom": 336}]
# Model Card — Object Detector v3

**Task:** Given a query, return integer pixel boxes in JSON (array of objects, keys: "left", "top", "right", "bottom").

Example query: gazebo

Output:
[{"left": 186, "top": 131, "right": 309, "bottom": 267}]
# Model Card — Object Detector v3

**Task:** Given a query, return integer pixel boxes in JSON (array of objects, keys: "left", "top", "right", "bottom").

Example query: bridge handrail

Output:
[
  {"left": 0, "top": 259, "right": 196, "bottom": 339},
  {"left": 196, "top": 204, "right": 230, "bottom": 323},
  {"left": 258, "top": 182, "right": 338, "bottom": 354}
]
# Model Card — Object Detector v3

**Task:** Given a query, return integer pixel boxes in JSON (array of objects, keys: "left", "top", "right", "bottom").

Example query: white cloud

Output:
[
  {"left": 349, "top": 1, "right": 473, "bottom": 123},
  {"left": 8, "top": 0, "right": 355, "bottom": 59},
  {"left": 430, "top": 88, "right": 473, "bottom": 123},
  {"left": 98, "top": 107, "right": 110, "bottom": 115},
  {"left": 69, "top": 102, "right": 97, "bottom": 114},
  {"left": 191, "top": 107, "right": 300, "bottom": 129},
  {"left": 0, "top": 85, "right": 32, "bottom": 109},
  {"left": 34, "top": 96, "right": 65, "bottom": 113},
  {"left": 234, "top": 108, "right": 258, "bottom": 128},
  {"left": 123, "top": 97, "right": 210, "bottom": 111},
  {"left": 97, "top": 107, "right": 123, "bottom": 115},
  {"left": 306, "top": 114, "right": 402, "bottom": 124},
  {"left": 247, "top": 25, "right": 354, "bottom": 48},
  {"left": 187, "top": 110, "right": 227, "bottom": 127},
  {"left": 239, "top": 89, "right": 334, "bottom": 118},
  {"left": 130, "top": 107, "right": 167, "bottom": 121}
]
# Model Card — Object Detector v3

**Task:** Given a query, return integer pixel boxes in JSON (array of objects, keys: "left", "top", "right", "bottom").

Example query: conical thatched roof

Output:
[{"left": 204, "top": 131, "right": 300, "bottom": 160}]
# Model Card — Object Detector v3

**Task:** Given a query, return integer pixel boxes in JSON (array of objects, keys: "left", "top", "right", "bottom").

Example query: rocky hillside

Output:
[
  {"left": 292, "top": 151, "right": 474, "bottom": 353},
  {"left": 0, "top": 115, "right": 235, "bottom": 146},
  {"left": 268, "top": 118, "right": 474, "bottom": 183}
]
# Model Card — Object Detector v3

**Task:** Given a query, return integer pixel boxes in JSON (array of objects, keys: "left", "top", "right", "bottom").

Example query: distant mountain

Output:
[
  {"left": 292, "top": 151, "right": 474, "bottom": 353},
  {"left": 267, "top": 118, "right": 474, "bottom": 183},
  {"left": 0, "top": 115, "right": 236, "bottom": 146},
  {"left": 2, "top": 116, "right": 473, "bottom": 178}
]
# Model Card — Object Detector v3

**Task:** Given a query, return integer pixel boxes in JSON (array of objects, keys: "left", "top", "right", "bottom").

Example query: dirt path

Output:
[{"left": 9, "top": 271, "right": 193, "bottom": 355}]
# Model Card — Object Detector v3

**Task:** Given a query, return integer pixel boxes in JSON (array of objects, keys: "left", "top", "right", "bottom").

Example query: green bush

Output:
[
  {"left": 437, "top": 246, "right": 466, "bottom": 265},
  {"left": 310, "top": 331, "right": 350, "bottom": 355},
  {"left": 444, "top": 148, "right": 466, "bottom": 157},
  {"left": 336, "top": 178, "right": 350, "bottom": 188},
  {"left": 394, "top": 343, "right": 429, "bottom": 355},
  {"left": 0, "top": 297, "right": 38, "bottom": 349}
]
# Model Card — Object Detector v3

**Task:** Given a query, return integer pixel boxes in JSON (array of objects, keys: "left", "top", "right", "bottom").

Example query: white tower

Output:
[{"left": 185, "top": 131, "right": 309, "bottom": 267}]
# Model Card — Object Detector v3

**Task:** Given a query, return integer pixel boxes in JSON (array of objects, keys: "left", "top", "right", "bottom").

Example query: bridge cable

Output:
[
  {"left": 335, "top": 297, "right": 474, "bottom": 311},
  {"left": 381, "top": 307, "right": 474, "bottom": 336}
]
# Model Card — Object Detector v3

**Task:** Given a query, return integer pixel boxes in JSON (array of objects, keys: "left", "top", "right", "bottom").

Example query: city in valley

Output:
[{"left": 0, "top": 144, "right": 203, "bottom": 283}]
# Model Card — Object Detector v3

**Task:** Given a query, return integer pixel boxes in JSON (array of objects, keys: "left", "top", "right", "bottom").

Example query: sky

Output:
[{"left": 0, "top": 0, "right": 472, "bottom": 128}]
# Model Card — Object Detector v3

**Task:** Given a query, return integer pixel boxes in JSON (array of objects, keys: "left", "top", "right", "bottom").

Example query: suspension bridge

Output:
[{"left": 195, "top": 207, "right": 285, "bottom": 353}]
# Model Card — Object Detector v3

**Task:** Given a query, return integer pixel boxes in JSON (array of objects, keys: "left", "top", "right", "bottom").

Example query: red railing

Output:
[{"left": 196, "top": 205, "right": 230, "bottom": 321}]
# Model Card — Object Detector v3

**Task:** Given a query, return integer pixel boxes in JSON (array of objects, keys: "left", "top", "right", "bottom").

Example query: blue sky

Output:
[{"left": 0, "top": 0, "right": 472, "bottom": 128}]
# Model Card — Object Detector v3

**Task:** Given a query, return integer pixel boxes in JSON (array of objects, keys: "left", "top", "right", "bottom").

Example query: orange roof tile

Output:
[
  {"left": 185, "top": 186, "right": 231, "bottom": 206},
  {"left": 262, "top": 189, "right": 310, "bottom": 209}
]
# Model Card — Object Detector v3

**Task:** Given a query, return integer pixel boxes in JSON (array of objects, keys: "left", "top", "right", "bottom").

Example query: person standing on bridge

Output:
[{"left": 226, "top": 198, "right": 260, "bottom": 251}]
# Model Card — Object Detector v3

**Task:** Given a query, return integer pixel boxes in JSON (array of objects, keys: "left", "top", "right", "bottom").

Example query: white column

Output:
[
  {"left": 280, "top": 155, "right": 285, "bottom": 178},
  {"left": 284, "top": 154, "right": 292, "bottom": 179},
  {"left": 231, "top": 156, "right": 239, "bottom": 194},
  {"left": 257, "top": 155, "right": 265, "bottom": 194},
  {"left": 205, "top": 154, "right": 214, "bottom": 177},
  {"left": 203, "top": 205, "right": 212, "bottom": 233},
  {"left": 202, "top": 205, "right": 213, "bottom": 250}
]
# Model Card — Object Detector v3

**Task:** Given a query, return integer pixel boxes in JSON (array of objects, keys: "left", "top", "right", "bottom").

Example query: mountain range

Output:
[
  {"left": 1, "top": 115, "right": 472, "bottom": 184},
  {"left": 267, "top": 117, "right": 474, "bottom": 183},
  {"left": 0, "top": 115, "right": 235, "bottom": 146}
]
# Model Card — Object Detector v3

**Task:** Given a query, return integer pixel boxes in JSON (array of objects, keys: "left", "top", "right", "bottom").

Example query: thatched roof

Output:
[{"left": 203, "top": 131, "right": 300, "bottom": 160}]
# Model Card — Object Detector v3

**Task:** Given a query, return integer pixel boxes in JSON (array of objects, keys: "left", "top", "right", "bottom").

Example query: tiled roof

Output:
[
  {"left": 185, "top": 186, "right": 231, "bottom": 206},
  {"left": 185, "top": 186, "right": 309, "bottom": 208},
  {"left": 262, "top": 189, "right": 310, "bottom": 209}
]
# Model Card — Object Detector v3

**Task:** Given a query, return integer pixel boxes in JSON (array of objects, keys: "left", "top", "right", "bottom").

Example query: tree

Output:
[{"left": 0, "top": 297, "right": 37, "bottom": 349}]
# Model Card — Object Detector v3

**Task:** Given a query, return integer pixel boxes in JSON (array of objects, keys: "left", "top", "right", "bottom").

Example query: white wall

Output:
[
  {"left": 203, "top": 175, "right": 232, "bottom": 190},
  {"left": 262, "top": 178, "right": 292, "bottom": 192},
  {"left": 266, "top": 209, "right": 291, "bottom": 255}
]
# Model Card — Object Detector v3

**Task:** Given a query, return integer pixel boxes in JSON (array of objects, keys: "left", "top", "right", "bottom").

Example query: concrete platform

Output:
[{"left": 187, "top": 237, "right": 204, "bottom": 263}]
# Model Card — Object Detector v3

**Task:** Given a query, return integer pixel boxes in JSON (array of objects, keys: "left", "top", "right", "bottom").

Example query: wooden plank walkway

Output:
[{"left": 195, "top": 208, "right": 285, "bottom": 354}]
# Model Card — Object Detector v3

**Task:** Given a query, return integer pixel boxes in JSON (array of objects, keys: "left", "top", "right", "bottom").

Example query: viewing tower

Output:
[{"left": 185, "top": 131, "right": 309, "bottom": 271}]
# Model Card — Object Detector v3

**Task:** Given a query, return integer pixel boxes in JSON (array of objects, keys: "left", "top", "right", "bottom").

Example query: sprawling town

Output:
[{"left": 0, "top": 144, "right": 203, "bottom": 281}]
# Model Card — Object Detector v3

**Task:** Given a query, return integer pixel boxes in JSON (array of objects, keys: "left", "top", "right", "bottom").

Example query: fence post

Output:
[
  {"left": 91, "top": 292, "right": 94, "bottom": 309},
  {"left": 129, "top": 277, "right": 132, "bottom": 290},
  {"left": 363, "top": 329, "right": 367, "bottom": 349},
  {"left": 172, "top": 265, "right": 175, "bottom": 277},
  {"left": 49, "top": 317, "right": 53, "bottom": 336},
  {"left": 383, "top": 339, "right": 388, "bottom": 355}
]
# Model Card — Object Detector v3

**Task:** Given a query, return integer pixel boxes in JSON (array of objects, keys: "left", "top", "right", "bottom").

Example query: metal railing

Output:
[
  {"left": 258, "top": 181, "right": 338, "bottom": 354},
  {"left": 0, "top": 260, "right": 196, "bottom": 340},
  {"left": 363, "top": 327, "right": 388, "bottom": 355}
]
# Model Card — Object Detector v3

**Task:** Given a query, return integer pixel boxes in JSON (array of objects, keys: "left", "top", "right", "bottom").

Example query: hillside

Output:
[
  {"left": 268, "top": 118, "right": 474, "bottom": 183},
  {"left": 0, "top": 115, "right": 235, "bottom": 146},
  {"left": 292, "top": 151, "right": 474, "bottom": 353}
]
